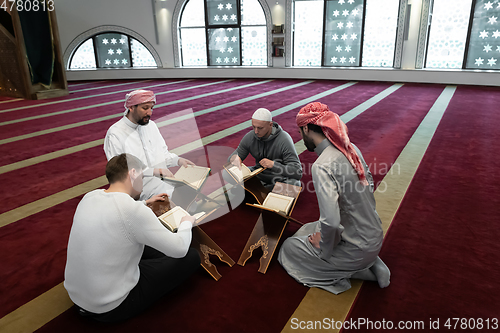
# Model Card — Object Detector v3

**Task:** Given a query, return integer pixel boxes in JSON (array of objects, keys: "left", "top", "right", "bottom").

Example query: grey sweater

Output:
[{"left": 229, "top": 122, "right": 302, "bottom": 185}]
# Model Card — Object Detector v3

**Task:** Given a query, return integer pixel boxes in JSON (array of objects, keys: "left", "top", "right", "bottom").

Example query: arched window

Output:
[
  {"left": 69, "top": 32, "right": 158, "bottom": 69},
  {"left": 292, "top": 0, "right": 402, "bottom": 67},
  {"left": 423, "top": 0, "right": 500, "bottom": 70},
  {"left": 178, "top": 0, "right": 268, "bottom": 66}
]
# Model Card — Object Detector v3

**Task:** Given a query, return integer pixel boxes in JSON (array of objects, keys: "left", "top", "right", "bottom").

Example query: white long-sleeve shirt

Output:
[
  {"left": 104, "top": 116, "right": 179, "bottom": 199},
  {"left": 64, "top": 190, "right": 192, "bottom": 314}
]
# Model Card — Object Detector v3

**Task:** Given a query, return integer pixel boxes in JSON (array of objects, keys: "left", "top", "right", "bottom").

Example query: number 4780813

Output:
[{"left": 1, "top": 0, "right": 55, "bottom": 12}]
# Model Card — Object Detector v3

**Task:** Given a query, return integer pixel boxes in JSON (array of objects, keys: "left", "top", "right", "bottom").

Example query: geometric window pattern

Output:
[
  {"left": 242, "top": 26, "right": 267, "bottom": 65},
  {"left": 69, "top": 39, "right": 96, "bottom": 69},
  {"left": 207, "top": 0, "right": 240, "bottom": 26},
  {"left": 208, "top": 28, "right": 242, "bottom": 65},
  {"left": 293, "top": 0, "right": 324, "bottom": 66},
  {"left": 95, "top": 33, "right": 132, "bottom": 68},
  {"left": 465, "top": 0, "right": 500, "bottom": 70},
  {"left": 180, "top": 28, "right": 208, "bottom": 66},
  {"left": 69, "top": 33, "right": 158, "bottom": 69},
  {"left": 425, "top": 0, "right": 473, "bottom": 69},
  {"left": 293, "top": 0, "right": 399, "bottom": 68},
  {"left": 323, "top": 0, "right": 364, "bottom": 67},
  {"left": 179, "top": 0, "right": 267, "bottom": 66},
  {"left": 180, "top": 0, "right": 205, "bottom": 27},
  {"left": 207, "top": 0, "right": 241, "bottom": 65},
  {"left": 362, "top": 0, "right": 400, "bottom": 67},
  {"left": 131, "top": 39, "right": 158, "bottom": 67},
  {"left": 426, "top": 0, "right": 500, "bottom": 71}
]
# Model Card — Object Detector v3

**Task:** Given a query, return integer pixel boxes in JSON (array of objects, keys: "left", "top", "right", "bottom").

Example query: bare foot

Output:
[{"left": 370, "top": 257, "right": 390, "bottom": 288}]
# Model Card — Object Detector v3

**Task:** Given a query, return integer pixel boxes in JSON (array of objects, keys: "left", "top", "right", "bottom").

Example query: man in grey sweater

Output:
[{"left": 227, "top": 108, "right": 302, "bottom": 189}]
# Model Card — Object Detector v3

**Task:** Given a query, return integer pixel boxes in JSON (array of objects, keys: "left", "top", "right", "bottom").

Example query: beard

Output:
[
  {"left": 303, "top": 135, "right": 316, "bottom": 152},
  {"left": 137, "top": 116, "right": 150, "bottom": 125}
]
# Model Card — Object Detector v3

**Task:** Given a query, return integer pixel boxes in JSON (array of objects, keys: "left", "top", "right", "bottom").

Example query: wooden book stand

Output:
[
  {"left": 223, "top": 163, "right": 269, "bottom": 205},
  {"left": 148, "top": 196, "right": 235, "bottom": 281},
  {"left": 169, "top": 173, "right": 223, "bottom": 212},
  {"left": 237, "top": 183, "right": 302, "bottom": 274}
]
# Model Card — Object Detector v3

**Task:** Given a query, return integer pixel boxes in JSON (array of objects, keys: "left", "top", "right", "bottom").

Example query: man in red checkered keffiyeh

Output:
[
  {"left": 296, "top": 101, "right": 368, "bottom": 186},
  {"left": 278, "top": 101, "right": 390, "bottom": 295}
]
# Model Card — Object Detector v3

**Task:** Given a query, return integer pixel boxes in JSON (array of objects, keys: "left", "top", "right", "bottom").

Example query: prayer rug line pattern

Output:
[{"left": 0, "top": 79, "right": 487, "bottom": 333}]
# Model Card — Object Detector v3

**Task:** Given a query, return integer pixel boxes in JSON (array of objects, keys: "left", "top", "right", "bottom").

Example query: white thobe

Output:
[
  {"left": 278, "top": 139, "right": 384, "bottom": 294},
  {"left": 104, "top": 116, "right": 179, "bottom": 200}
]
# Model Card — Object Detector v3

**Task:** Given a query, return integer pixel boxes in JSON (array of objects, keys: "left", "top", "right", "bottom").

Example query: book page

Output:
[
  {"left": 227, "top": 165, "right": 244, "bottom": 182},
  {"left": 227, "top": 163, "right": 262, "bottom": 182},
  {"left": 263, "top": 192, "right": 294, "bottom": 214},
  {"left": 241, "top": 164, "right": 251, "bottom": 177},
  {"left": 158, "top": 206, "right": 189, "bottom": 231},
  {"left": 174, "top": 165, "right": 210, "bottom": 189},
  {"left": 247, "top": 167, "right": 263, "bottom": 178}
]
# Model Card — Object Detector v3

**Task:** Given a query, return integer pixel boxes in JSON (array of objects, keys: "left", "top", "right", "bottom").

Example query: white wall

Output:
[
  {"left": 55, "top": 0, "right": 500, "bottom": 86},
  {"left": 56, "top": 0, "right": 158, "bottom": 57}
]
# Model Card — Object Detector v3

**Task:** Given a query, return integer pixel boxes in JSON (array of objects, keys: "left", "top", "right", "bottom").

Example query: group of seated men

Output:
[{"left": 64, "top": 89, "right": 390, "bottom": 323}]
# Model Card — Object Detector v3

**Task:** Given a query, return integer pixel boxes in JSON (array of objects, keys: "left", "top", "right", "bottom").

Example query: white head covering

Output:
[{"left": 252, "top": 108, "right": 272, "bottom": 122}]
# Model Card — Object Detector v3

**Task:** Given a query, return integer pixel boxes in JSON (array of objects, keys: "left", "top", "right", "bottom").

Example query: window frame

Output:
[
  {"left": 203, "top": 0, "right": 243, "bottom": 66},
  {"left": 422, "top": 0, "right": 500, "bottom": 71},
  {"left": 64, "top": 25, "right": 162, "bottom": 70},
  {"left": 173, "top": 0, "right": 273, "bottom": 67},
  {"left": 89, "top": 33, "right": 134, "bottom": 68},
  {"left": 290, "top": 0, "right": 405, "bottom": 68}
]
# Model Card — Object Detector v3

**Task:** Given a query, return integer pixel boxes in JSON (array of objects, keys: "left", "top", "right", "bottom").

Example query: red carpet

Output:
[
  {"left": 1, "top": 79, "right": 497, "bottom": 332},
  {"left": 343, "top": 85, "right": 500, "bottom": 332}
]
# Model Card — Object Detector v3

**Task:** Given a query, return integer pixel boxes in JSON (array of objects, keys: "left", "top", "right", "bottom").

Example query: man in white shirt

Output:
[
  {"left": 104, "top": 89, "right": 194, "bottom": 201},
  {"left": 64, "top": 153, "right": 200, "bottom": 322}
]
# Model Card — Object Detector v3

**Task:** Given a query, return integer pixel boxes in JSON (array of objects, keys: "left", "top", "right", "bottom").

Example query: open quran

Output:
[
  {"left": 147, "top": 197, "right": 235, "bottom": 280},
  {"left": 251, "top": 192, "right": 294, "bottom": 215},
  {"left": 162, "top": 165, "right": 211, "bottom": 190},
  {"left": 158, "top": 206, "right": 206, "bottom": 232},
  {"left": 247, "top": 182, "right": 301, "bottom": 216},
  {"left": 224, "top": 163, "right": 264, "bottom": 183}
]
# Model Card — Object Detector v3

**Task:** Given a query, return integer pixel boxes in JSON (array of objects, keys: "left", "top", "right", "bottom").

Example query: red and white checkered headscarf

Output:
[
  {"left": 297, "top": 102, "right": 368, "bottom": 186},
  {"left": 124, "top": 90, "right": 156, "bottom": 114}
]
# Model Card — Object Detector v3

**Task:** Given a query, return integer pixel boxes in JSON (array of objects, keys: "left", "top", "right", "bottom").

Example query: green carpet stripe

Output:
[
  {"left": 0, "top": 81, "right": 310, "bottom": 173},
  {"left": 281, "top": 86, "right": 456, "bottom": 333},
  {"left": 68, "top": 80, "right": 105, "bottom": 88},
  {"left": 69, "top": 80, "right": 148, "bottom": 92},
  {"left": 0, "top": 84, "right": 427, "bottom": 333},
  {"left": 0, "top": 80, "right": 354, "bottom": 226},
  {"left": 174, "top": 82, "right": 356, "bottom": 155},
  {"left": 0, "top": 79, "right": 273, "bottom": 144},
  {"left": 0, "top": 80, "right": 194, "bottom": 114},
  {"left": 154, "top": 80, "right": 315, "bottom": 128},
  {"left": 0, "top": 99, "right": 23, "bottom": 104},
  {"left": 0, "top": 82, "right": 407, "bottom": 228},
  {"left": 0, "top": 79, "right": 236, "bottom": 123},
  {"left": 292, "top": 83, "right": 405, "bottom": 155}
]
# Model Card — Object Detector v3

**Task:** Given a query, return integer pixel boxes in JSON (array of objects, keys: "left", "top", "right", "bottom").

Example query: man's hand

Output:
[
  {"left": 145, "top": 193, "right": 169, "bottom": 206},
  {"left": 180, "top": 215, "right": 196, "bottom": 226},
  {"left": 308, "top": 232, "right": 321, "bottom": 249},
  {"left": 178, "top": 157, "right": 195, "bottom": 168},
  {"left": 154, "top": 168, "right": 174, "bottom": 178},
  {"left": 259, "top": 158, "right": 274, "bottom": 169},
  {"left": 230, "top": 155, "right": 242, "bottom": 170}
]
